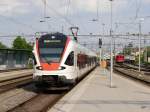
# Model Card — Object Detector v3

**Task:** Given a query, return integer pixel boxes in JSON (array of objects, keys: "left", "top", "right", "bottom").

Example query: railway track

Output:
[
  {"left": 0, "top": 68, "right": 31, "bottom": 73},
  {"left": 0, "top": 79, "right": 68, "bottom": 112},
  {"left": 0, "top": 70, "right": 33, "bottom": 94},
  {"left": 0, "top": 67, "right": 96, "bottom": 112},
  {"left": 0, "top": 82, "right": 62, "bottom": 112},
  {"left": 106, "top": 62, "right": 150, "bottom": 86},
  {"left": 9, "top": 91, "right": 66, "bottom": 112},
  {"left": 0, "top": 76, "right": 32, "bottom": 94},
  {"left": 115, "top": 63, "right": 150, "bottom": 72},
  {"left": 113, "top": 66, "right": 150, "bottom": 86}
]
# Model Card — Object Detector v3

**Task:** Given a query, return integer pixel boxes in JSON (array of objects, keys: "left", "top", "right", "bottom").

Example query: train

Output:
[
  {"left": 115, "top": 54, "right": 135, "bottom": 64},
  {"left": 124, "top": 55, "right": 135, "bottom": 64},
  {"left": 32, "top": 32, "right": 97, "bottom": 89},
  {"left": 115, "top": 54, "right": 125, "bottom": 63}
]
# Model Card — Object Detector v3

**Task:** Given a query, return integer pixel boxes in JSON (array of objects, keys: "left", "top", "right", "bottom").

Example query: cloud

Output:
[
  {"left": 143, "top": 0, "right": 150, "bottom": 3},
  {"left": 0, "top": 0, "right": 35, "bottom": 16},
  {"left": 72, "top": 0, "right": 98, "bottom": 12},
  {"left": 68, "top": 0, "right": 128, "bottom": 13},
  {"left": 0, "top": 0, "right": 129, "bottom": 17},
  {"left": 1, "top": 0, "right": 148, "bottom": 19},
  {"left": 51, "top": 0, "right": 129, "bottom": 18}
]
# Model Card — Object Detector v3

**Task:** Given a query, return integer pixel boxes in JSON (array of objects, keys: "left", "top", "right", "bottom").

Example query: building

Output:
[{"left": 0, "top": 49, "right": 32, "bottom": 70}]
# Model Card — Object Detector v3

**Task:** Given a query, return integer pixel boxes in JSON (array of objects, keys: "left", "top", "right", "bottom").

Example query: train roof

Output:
[
  {"left": 38, "top": 32, "right": 97, "bottom": 57},
  {"left": 39, "top": 32, "right": 67, "bottom": 38}
]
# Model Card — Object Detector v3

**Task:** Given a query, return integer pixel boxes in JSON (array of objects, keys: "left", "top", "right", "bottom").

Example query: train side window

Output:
[{"left": 65, "top": 51, "right": 74, "bottom": 66}]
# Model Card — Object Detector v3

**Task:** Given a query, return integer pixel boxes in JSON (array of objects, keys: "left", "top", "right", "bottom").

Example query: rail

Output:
[{"left": 0, "top": 70, "right": 33, "bottom": 93}]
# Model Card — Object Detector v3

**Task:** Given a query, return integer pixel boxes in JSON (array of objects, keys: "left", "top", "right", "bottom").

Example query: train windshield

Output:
[
  {"left": 39, "top": 48, "right": 63, "bottom": 63},
  {"left": 38, "top": 34, "right": 67, "bottom": 63}
]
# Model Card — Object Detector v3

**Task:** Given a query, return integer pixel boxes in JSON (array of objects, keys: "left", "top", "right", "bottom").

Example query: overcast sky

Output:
[{"left": 0, "top": 0, "right": 150, "bottom": 51}]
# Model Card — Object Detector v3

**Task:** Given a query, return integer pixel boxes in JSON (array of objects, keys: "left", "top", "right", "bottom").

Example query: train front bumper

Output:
[{"left": 33, "top": 74, "right": 76, "bottom": 86}]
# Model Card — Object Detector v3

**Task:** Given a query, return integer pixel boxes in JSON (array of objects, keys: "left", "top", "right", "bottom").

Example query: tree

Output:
[
  {"left": 147, "top": 46, "right": 150, "bottom": 56},
  {"left": 26, "top": 42, "right": 33, "bottom": 51},
  {"left": 123, "top": 43, "right": 133, "bottom": 55},
  {"left": 0, "top": 42, "right": 7, "bottom": 49},
  {"left": 12, "top": 36, "right": 33, "bottom": 50},
  {"left": 123, "top": 46, "right": 131, "bottom": 55}
]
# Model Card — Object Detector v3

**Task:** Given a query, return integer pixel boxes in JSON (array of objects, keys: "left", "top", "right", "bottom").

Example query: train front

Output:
[{"left": 33, "top": 33, "right": 76, "bottom": 88}]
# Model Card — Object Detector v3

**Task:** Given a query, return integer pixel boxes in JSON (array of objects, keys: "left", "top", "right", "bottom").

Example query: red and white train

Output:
[
  {"left": 32, "top": 32, "right": 97, "bottom": 88},
  {"left": 115, "top": 54, "right": 135, "bottom": 64}
]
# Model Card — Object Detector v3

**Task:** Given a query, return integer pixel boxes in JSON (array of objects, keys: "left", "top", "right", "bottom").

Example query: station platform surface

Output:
[{"left": 48, "top": 67, "right": 150, "bottom": 112}]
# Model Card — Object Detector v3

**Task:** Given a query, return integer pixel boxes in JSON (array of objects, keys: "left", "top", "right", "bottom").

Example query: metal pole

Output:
[
  {"left": 138, "top": 22, "right": 141, "bottom": 72},
  {"left": 144, "top": 34, "right": 147, "bottom": 62},
  {"left": 102, "top": 23, "right": 105, "bottom": 62},
  {"left": 110, "top": 0, "right": 113, "bottom": 87},
  {"left": 102, "top": 23, "right": 105, "bottom": 36},
  {"left": 145, "top": 41, "right": 148, "bottom": 62},
  {"left": 114, "top": 37, "right": 115, "bottom": 59},
  {"left": 100, "top": 48, "right": 102, "bottom": 66},
  {"left": 44, "top": 0, "right": 46, "bottom": 18},
  {"left": 114, "top": 23, "right": 118, "bottom": 60}
]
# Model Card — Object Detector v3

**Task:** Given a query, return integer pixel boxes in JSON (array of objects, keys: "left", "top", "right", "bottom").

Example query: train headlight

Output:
[
  {"left": 36, "top": 66, "right": 43, "bottom": 70},
  {"left": 58, "top": 66, "right": 66, "bottom": 70}
]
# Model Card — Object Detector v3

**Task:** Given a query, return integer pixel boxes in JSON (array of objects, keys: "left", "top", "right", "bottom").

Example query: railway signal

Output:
[
  {"left": 99, "top": 38, "right": 102, "bottom": 66},
  {"left": 99, "top": 38, "right": 102, "bottom": 48}
]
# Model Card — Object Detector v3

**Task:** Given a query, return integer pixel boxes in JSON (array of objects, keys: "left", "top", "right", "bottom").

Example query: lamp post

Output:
[
  {"left": 102, "top": 23, "right": 105, "bottom": 61},
  {"left": 139, "top": 22, "right": 141, "bottom": 72},
  {"left": 138, "top": 18, "right": 144, "bottom": 72},
  {"left": 109, "top": 0, "right": 114, "bottom": 88}
]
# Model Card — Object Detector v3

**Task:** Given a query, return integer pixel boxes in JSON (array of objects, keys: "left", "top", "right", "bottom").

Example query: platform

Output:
[{"left": 48, "top": 67, "right": 150, "bottom": 112}]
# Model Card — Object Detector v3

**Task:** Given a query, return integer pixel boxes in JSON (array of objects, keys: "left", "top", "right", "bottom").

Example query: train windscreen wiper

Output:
[{"left": 43, "top": 57, "right": 52, "bottom": 65}]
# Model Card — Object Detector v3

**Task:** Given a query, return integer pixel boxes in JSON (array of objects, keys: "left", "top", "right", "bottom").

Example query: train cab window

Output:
[{"left": 65, "top": 51, "right": 74, "bottom": 66}]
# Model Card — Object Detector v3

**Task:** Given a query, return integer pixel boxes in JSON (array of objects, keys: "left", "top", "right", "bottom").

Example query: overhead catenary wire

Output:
[
  {"left": 64, "top": 0, "right": 72, "bottom": 32},
  {"left": 43, "top": 0, "right": 46, "bottom": 18},
  {"left": 65, "top": 0, "right": 71, "bottom": 17},
  {"left": 135, "top": 0, "right": 142, "bottom": 19},
  {"left": 41, "top": 0, "right": 75, "bottom": 27},
  {"left": 114, "top": 22, "right": 140, "bottom": 34},
  {"left": 0, "top": 33, "right": 150, "bottom": 39},
  {"left": 41, "top": 0, "right": 89, "bottom": 34},
  {"left": 122, "top": 0, "right": 142, "bottom": 30},
  {"left": 96, "top": 0, "right": 99, "bottom": 20},
  {"left": 71, "top": 0, "right": 89, "bottom": 34},
  {"left": 115, "top": 1, "right": 143, "bottom": 35}
]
